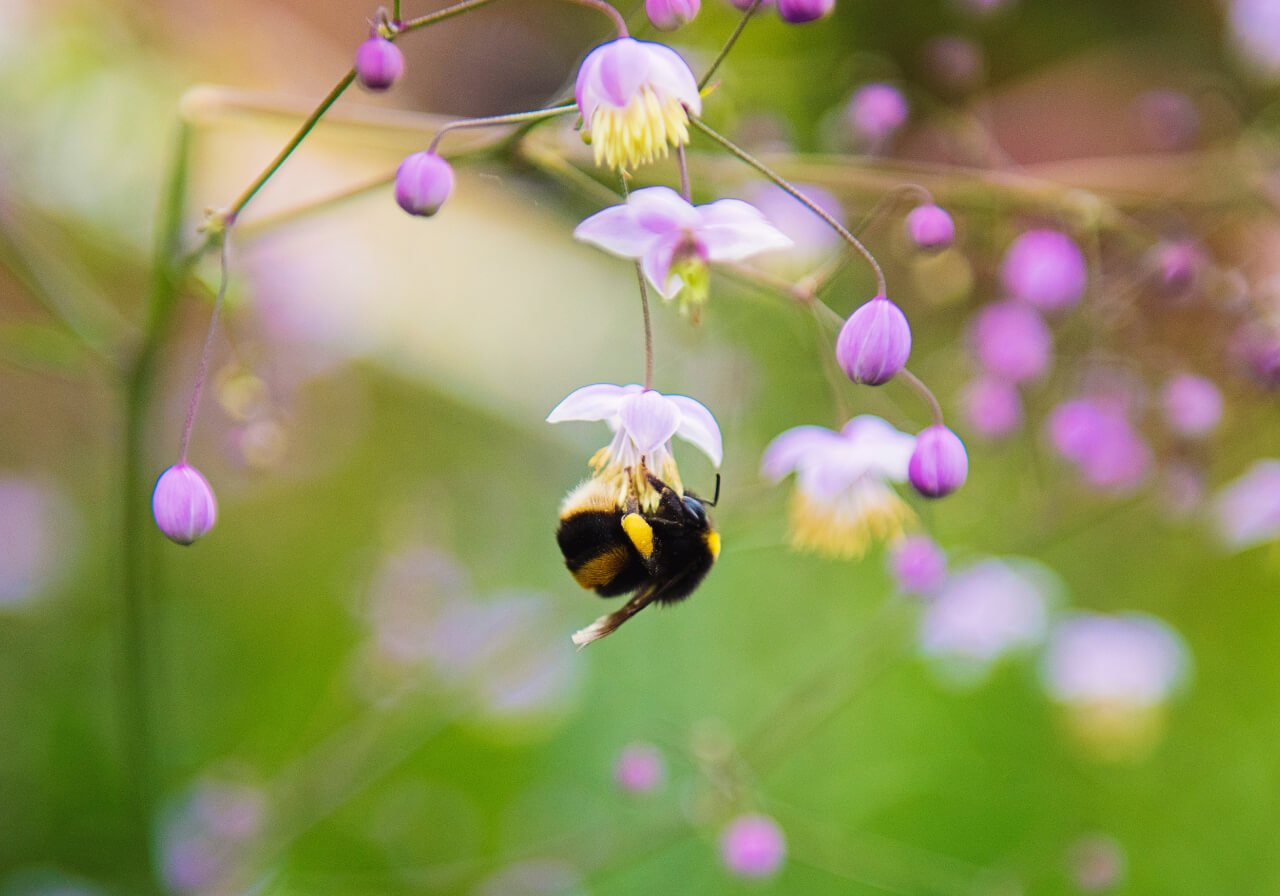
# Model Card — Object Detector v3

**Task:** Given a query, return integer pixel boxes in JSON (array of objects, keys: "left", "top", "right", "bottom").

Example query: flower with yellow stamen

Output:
[
  {"left": 762, "top": 416, "right": 917, "bottom": 559},
  {"left": 575, "top": 38, "right": 702, "bottom": 172}
]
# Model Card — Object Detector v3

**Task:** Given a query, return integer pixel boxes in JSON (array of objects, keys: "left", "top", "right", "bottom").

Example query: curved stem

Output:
[
  {"left": 178, "top": 233, "right": 231, "bottom": 462},
  {"left": 560, "top": 0, "right": 628, "bottom": 37},
  {"left": 900, "top": 367, "right": 944, "bottom": 427},
  {"left": 635, "top": 264, "right": 655, "bottom": 391},
  {"left": 699, "top": 0, "right": 762, "bottom": 90},
  {"left": 397, "top": 0, "right": 499, "bottom": 33},
  {"left": 676, "top": 144, "right": 692, "bottom": 202},
  {"left": 690, "top": 116, "right": 888, "bottom": 297},
  {"left": 426, "top": 104, "right": 576, "bottom": 155}
]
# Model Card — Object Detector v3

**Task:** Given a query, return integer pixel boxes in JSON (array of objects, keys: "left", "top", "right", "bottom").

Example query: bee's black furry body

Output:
[{"left": 556, "top": 475, "right": 719, "bottom": 606}]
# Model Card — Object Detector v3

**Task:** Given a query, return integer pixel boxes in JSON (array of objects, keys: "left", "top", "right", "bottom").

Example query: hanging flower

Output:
[
  {"left": 762, "top": 415, "right": 917, "bottom": 558},
  {"left": 574, "top": 187, "right": 790, "bottom": 319},
  {"left": 575, "top": 38, "right": 702, "bottom": 171},
  {"left": 547, "top": 383, "right": 722, "bottom": 511}
]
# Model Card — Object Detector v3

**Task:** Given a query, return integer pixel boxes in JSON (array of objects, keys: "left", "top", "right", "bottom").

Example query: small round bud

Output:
[
  {"left": 835, "top": 295, "right": 912, "bottom": 386},
  {"left": 152, "top": 463, "right": 217, "bottom": 545},
  {"left": 847, "top": 83, "right": 908, "bottom": 147},
  {"left": 778, "top": 0, "right": 835, "bottom": 23},
  {"left": 354, "top": 37, "right": 404, "bottom": 92},
  {"left": 1000, "top": 229, "right": 1087, "bottom": 311},
  {"left": 909, "top": 425, "right": 969, "bottom": 498},
  {"left": 719, "top": 814, "right": 786, "bottom": 879},
  {"left": 970, "top": 301, "right": 1052, "bottom": 383},
  {"left": 613, "top": 743, "right": 665, "bottom": 794},
  {"left": 889, "top": 535, "right": 947, "bottom": 594},
  {"left": 963, "top": 375, "right": 1023, "bottom": 439},
  {"left": 1162, "top": 373, "right": 1222, "bottom": 438},
  {"left": 394, "top": 152, "right": 454, "bottom": 217},
  {"left": 646, "top": 0, "right": 700, "bottom": 29},
  {"left": 905, "top": 203, "right": 955, "bottom": 251}
]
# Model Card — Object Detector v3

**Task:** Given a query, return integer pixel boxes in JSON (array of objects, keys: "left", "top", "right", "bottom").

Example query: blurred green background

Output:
[{"left": 1, "top": 0, "right": 1279, "bottom": 894}]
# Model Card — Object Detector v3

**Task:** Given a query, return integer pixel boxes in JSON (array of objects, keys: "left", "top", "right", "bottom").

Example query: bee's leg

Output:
[
  {"left": 623, "top": 465, "right": 641, "bottom": 516},
  {"left": 644, "top": 470, "right": 686, "bottom": 519}
]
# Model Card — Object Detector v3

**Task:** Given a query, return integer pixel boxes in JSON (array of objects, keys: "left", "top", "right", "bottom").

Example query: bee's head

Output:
[{"left": 681, "top": 494, "right": 710, "bottom": 529}]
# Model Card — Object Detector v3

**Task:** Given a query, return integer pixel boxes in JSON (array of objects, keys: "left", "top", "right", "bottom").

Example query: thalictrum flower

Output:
[
  {"left": 1001, "top": 229, "right": 1087, "bottom": 310},
  {"left": 762, "top": 415, "right": 917, "bottom": 558},
  {"left": 970, "top": 300, "right": 1052, "bottom": 383},
  {"left": 720, "top": 814, "right": 786, "bottom": 879},
  {"left": 574, "top": 187, "right": 790, "bottom": 318},
  {"left": 905, "top": 203, "right": 955, "bottom": 251},
  {"left": 152, "top": 463, "right": 217, "bottom": 545},
  {"left": 1161, "top": 373, "right": 1223, "bottom": 438},
  {"left": 963, "top": 375, "right": 1023, "bottom": 440},
  {"left": 395, "top": 152, "right": 454, "bottom": 217},
  {"left": 614, "top": 743, "right": 666, "bottom": 793},
  {"left": 1213, "top": 459, "right": 1280, "bottom": 550},
  {"left": 835, "top": 295, "right": 912, "bottom": 385},
  {"left": 547, "top": 383, "right": 722, "bottom": 511},
  {"left": 1047, "top": 398, "right": 1150, "bottom": 493},
  {"left": 354, "top": 36, "right": 404, "bottom": 92},
  {"left": 889, "top": 535, "right": 947, "bottom": 595},
  {"left": 908, "top": 425, "right": 969, "bottom": 498},
  {"left": 646, "top": 0, "right": 700, "bottom": 30},
  {"left": 846, "top": 83, "right": 908, "bottom": 148},
  {"left": 575, "top": 38, "right": 702, "bottom": 171},
  {"left": 777, "top": 0, "right": 835, "bottom": 22}
]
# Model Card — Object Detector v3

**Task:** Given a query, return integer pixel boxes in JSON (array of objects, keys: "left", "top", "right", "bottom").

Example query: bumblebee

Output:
[{"left": 557, "top": 470, "right": 720, "bottom": 645}]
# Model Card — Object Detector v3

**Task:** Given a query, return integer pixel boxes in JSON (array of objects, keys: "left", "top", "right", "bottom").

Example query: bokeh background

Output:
[{"left": 2, "top": 0, "right": 1280, "bottom": 893}]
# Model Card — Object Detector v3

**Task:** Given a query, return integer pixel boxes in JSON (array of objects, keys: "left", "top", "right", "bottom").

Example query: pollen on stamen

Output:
[
  {"left": 788, "top": 488, "right": 914, "bottom": 559},
  {"left": 590, "top": 88, "right": 690, "bottom": 172}
]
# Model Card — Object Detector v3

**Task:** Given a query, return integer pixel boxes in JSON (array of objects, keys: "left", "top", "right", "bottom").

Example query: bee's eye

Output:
[{"left": 682, "top": 495, "right": 706, "bottom": 522}]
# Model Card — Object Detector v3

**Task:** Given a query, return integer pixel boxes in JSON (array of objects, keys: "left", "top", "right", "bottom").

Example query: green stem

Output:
[
  {"left": 900, "top": 367, "right": 944, "bottom": 427},
  {"left": 426, "top": 104, "right": 576, "bottom": 155},
  {"left": 562, "top": 0, "right": 628, "bottom": 36},
  {"left": 397, "top": 0, "right": 499, "bottom": 33},
  {"left": 690, "top": 116, "right": 888, "bottom": 297},
  {"left": 699, "top": 0, "right": 761, "bottom": 90},
  {"left": 119, "top": 122, "right": 200, "bottom": 892}
]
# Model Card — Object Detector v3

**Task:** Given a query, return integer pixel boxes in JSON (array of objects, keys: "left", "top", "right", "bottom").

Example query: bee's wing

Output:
[{"left": 570, "top": 582, "right": 661, "bottom": 647}]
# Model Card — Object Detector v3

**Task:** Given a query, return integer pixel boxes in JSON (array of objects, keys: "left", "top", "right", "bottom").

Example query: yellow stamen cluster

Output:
[
  {"left": 787, "top": 487, "right": 914, "bottom": 559},
  {"left": 588, "top": 86, "right": 691, "bottom": 172},
  {"left": 588, "top": 446, "right": 683, "bottom": 514}
]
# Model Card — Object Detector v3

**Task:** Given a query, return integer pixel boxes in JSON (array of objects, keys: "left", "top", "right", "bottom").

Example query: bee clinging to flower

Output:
[{"left": 547, "top": 384, "right": 723, "bottom": 645}]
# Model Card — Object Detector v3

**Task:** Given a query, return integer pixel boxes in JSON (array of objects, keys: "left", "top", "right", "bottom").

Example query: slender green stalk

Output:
[
  {"left": 392, "top": 0, "right": 402, "bottom": 23},
  {"left": 900, "top": 367, "right": 944, "bottom": 426},
  {"left": 397, "top": 0, "right": 499, "bottom": 33},
  {"left": 426, "top": 104, "right": 576, "bottom": 155},
  {"left": 676, "top": 143, "right": 691, "bottom": 202},
  {"left": 690, "top": 116, "right": 888, "bottom": 296},
  {"left": 619, "top": 175, "right": 655, "bottom": 390},
  {"left": 561, "top": 0, "right": 628, "bottom": 36},
  {"left": 699, "top": 0, "right": 762, "bottom": 89}
]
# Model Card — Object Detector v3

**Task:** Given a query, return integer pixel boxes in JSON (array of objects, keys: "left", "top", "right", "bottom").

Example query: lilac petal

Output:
[
  {"left": 667, "top": 394, "right": 723, "bottom": 467},
  {"left": 640, "top": 41, "right": 702, "bottom": 113},
  {"left": 619, "top": 390, "right": 681, "bottom": 454},
  {"left": 761, "top": 425, "right": 842, "bottom": 480},
  {"left": 546, "top": 383, "right": 639, "bottom": 423},
  {"left": 574, "top": 204, "right": 658, "bottom": 259},
  {"left": 696, "top": 199, "right": 793, "bottom": 261},
  {"left": 629, "top": 186, "right": 700, "bottom": 234},
  {"left": 641, "top": 234, "right": 684, "bottom": 298},
  {"left": 840, "top": 415, "right": 916, "bottom": 480}
]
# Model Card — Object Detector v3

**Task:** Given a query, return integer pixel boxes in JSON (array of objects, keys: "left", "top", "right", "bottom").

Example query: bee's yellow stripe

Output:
[
  {"left": 621, "top": 513, "right": 655, "bottom": 560},
  {"left": 571, "top": 546, "right": 630, "bottom": 589},
  {"left": 704, "top": 530, "right": 721, "bottom": 560}
]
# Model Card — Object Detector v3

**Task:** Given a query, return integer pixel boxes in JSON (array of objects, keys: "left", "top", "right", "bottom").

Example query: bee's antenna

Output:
[{"left": 706, "top": 473, "right": 721, "bottom": 508}]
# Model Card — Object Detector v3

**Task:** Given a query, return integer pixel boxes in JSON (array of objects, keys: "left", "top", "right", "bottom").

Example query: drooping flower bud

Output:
[
  {"left": 846, "top": 83, "right": 908, "bottom": 147},
  {"left": 835, "top": 295, "right": 912, "bottom": 385},
  {"left": 354, "top": 36, "right": 404, "bottom": 92},
  {"left": 908, "top": 425, "right": 968, "bottom": 498},
  {"left": 970, "top": 301, "right": 1052, "bottom": 383},
  {"left": 963, "top": 375, "right": 1023, "bottom": 439},
  {"left": 394, "top": 152, "right": 454, "bottom": 217},
  {"left": 646, "top": 0, "right": 700, "bottom": 29},
  {"left": 720, "top": 814, "right": 786, "bottom": 879},
  {"left": 152, "top": 463, "right": 217, "bottom": 545},
  {"left": 905, "top": 203, "right": 955, "bottom": 251},
  {"left": 613, "top": 743, "right": 666, "bottom": 793},
  {"left": 778, "top": 0, "right": 835, "bottom": 23},
  {"left": 1000, "top": 229, "right": 1087, "bottom": 310}
]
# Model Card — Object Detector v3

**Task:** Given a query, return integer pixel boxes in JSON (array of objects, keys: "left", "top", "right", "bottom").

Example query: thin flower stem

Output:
[
  {"left": 225, "top": 71, "right": 356, "bottom": 224},
  {"left": 392, "top": 0, "right": 402, "bottom": 24},
  {"left": 699, "top": 0, "right": 762, "bottom": 90},
  {"left": 177, "top": 234, "right": 231, "bottom": 462},
  {"left": 900, "top": 367, "right": 944, "bottom": 427},
  {"left": 620, "top": 175, "right": 655, "bottom": 390},
  {"left": 676, "top": 143, "right": 692, "bottom": 202},
  {"left": 560, "top": 0, "right": 629, "bottom": 36},
  {"left": 690, "top": 116, "right": 889, "bottom": 297},
  {"left": 397, "top": 0, "right": 498, "bottom": 33},
  {"left": 426, "top": 104, "right": 576, "bottom": 155}
]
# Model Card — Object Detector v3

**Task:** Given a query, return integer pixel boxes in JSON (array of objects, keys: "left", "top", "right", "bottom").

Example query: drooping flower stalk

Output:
[
  {"left": 425, "top": 105, "right": 578, "bottom": 156},
  {"left": 178, "top": 234, "right": 232, "bottom": 463},
  {"left": 699, "top": 0, "right": 764, "bottom": 89}
]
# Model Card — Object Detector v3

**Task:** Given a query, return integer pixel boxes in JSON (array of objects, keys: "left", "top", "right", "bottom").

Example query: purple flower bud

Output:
[
  {"left": 847, "top": 83, "right": 908, "bottom": 147},
  {"left": 836, "top": 295, "right": 912, "bottom": 385},
  {"left": 1230, "top": 321, "right": 1280, "bottom": 388},
  {"left": 963, "top": 375, "right": 1023, "bottom": 439},
  {"left": 909, "top": 426, "right": 968, "bottom": 498},
  {"left": 778, "top": 0, "right": 835, "bottom": 22},
  {"left": 613, "top": 743, "right": 666, "bottom": 793},
  {"left": 905, "top": 204, "right": 955, "bottom": 251},
  {"left": 720, "top": 814, "right": 786, "bottom": 878},
  {"left": 1000, "top": 229, "right": 1087, "bottom": 311},
  {"left": 970, "top": 301, "right": 1052, "bottom": 383},
  {"left": 1047, "top": 399, "right": 1150, "bottom": 493},
  {"left": 1153, "top": 240, "right": 1206, "bottom": 294},
  {"left": 646, "top": 0, "right": 700, "bottom": 29},
  {"left": 395, "top": 152, "right": 454, "bottom": 217},
  {"left": 1162, "top": 373, "right": 1223, "bottom": 438},
  {"left": 152, "top": 463, "right": 217, "bottom": 545},
  {"left": 922, "top": 35, "right": 984, "bottom": 95},
  {"left": 354, "top": 37, "right": 404, "bottom": 92},
  {"left": 889, "top": 535, "right": 947, "bottom": 594}
]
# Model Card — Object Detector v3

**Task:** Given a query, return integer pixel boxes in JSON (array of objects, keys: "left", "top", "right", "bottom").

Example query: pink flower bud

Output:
[
  {"left": 1162, "top": 373, "right": 1222, "bottom": 438},
  {"left": 613, "top": 743, "right": 666, "bottom": 793},
  {"left": 889, "top": 535, "right": 947, "bottom": 594},
  {"left": 970, "top": 301, "right": 1052, "bottom": 383},
  {"left": 905, "top": 203, "right": 955, "bottom": 251},
  {"left": 963, "top": 375, "right": 1023, "bottom": 439},
  {"left": 354, "top": 37, "right": 404, "bottom": 92},
  {"left": 152, "top": 464, "right": 217, "bottom": 545},
  {"left": 778, "top": 0, "right": 835, "bottom": 22},
  {"left": 720, "top": 814, "right": 786, "bottom": 878},
  {"left": 395, "top": 152, "right": 454, "bottom": 217},
  {"left": 646, "top": 0, "right": 700, "bottom": 29},
  {"left": 1000, "top": 229, "right": 1087, "bottom": 311},
  {"left": 847, "top": 83, "right": 908, "bottom": 146},
  {"left": 909, "top": 426, "right": 968, "bottom": 498},
  {"left": 836, "top": 295, "right": 912, "bottom": 385}
]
